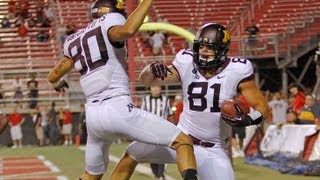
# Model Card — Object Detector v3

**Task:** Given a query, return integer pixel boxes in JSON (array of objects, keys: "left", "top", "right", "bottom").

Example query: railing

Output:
[
  {"left": 229, "top": 33, "right": 280, "bottom": 60},
  {"left": 230, "top": 16, "right": 320, "bottom": 66}
]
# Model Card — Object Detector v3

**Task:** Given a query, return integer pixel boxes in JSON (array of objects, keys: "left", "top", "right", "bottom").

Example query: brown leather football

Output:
[{"left": 221, "top": 99, "right": 250, "bottom": 118}]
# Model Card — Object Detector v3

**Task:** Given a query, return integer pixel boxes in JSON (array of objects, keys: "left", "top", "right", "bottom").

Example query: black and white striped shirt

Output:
[{"left": 141, "top": 95, "right": 173, "bottom": 118}]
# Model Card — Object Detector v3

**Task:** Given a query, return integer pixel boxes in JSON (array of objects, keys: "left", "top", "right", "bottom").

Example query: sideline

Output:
[{"left": 78, "top": 146, "right": 176, "bottom": 180}]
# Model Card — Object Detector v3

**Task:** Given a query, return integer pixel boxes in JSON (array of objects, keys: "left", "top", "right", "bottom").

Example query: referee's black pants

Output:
[{"left": 150, "top": 163, "right": 165, "bottom": 178}]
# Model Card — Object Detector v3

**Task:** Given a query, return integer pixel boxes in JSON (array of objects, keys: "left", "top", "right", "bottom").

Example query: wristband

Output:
[
  {"left": 248, "top": 110, "right": 263, "bottom": 125},
  {"left": 49, "top": 80, "right": 61, "bottom": 87}
]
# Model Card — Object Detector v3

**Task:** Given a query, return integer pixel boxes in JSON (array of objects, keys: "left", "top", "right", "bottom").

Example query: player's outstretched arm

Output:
[
  {"left": 109, "top": 0, "right": 153, "bottom": 42},
  {"left": 139, "top": 62, "right": 179, "bottom": 87},
  {"left": 47, "top": 57, "right": 74, "bottom": 91},
  {"left": 239, "top": 80, "right": 270, "bottom": 120}
]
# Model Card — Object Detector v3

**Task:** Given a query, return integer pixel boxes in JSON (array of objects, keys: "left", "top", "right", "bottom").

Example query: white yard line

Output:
[
  {"left": 57, "top": 176, "right": 69, "bottom": 180},
  {"left": 79, "top": 146, "right": 177, "bottom": 180},
  {"left": 37, "top": 155, "right": 61, "bottom": 173}
]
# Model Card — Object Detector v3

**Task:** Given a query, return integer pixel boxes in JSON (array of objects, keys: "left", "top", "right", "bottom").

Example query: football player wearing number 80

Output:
[
  {"left": 111, "top": 23, "right": 270, "bottom": 180},
  {"left": 47, "top": 0, "right": 198, "bottom": 180}
]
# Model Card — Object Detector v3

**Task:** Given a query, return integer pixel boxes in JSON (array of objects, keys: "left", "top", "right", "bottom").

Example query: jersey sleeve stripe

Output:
[{"left": 237, "top": 73, "right": 255, "bottom": 91}]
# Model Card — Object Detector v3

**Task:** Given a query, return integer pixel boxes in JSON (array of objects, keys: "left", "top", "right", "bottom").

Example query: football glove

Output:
[
  {"left": 221, "top": 104, "right": 263, "bottom": 127},
  {"left": 150, "top": 61, "right": 173, "bottom": 80},
  {"left": 51, "top": 79, "right": 69, "bottom": 92}
]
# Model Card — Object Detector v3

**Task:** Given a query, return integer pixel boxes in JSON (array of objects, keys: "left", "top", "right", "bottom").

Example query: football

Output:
[{"left": 221, "top": 99, "right": 250, "bottom": 118}]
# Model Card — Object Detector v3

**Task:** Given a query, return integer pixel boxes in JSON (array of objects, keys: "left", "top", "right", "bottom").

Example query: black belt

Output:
[
  {"left": 91, "top": 97, "right": 112, "bottom": 103},
  {"left": 91, "top": 94, "right": 130, "bottom": 103},
  {"left": 189, "top": 134, "right": 215, "bottom": 148}
]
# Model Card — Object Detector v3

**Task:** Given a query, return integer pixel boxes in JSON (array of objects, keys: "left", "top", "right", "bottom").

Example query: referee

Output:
[{"left": 140, "top": 85, "right": 174, "bottom": 180}]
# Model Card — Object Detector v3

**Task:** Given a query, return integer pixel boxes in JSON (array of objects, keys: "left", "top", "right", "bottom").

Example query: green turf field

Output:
[{"left": 0, "top": 143, "right": 319, "bottom": 180}]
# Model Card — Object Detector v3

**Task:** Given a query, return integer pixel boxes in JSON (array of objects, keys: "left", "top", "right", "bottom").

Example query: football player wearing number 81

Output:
[
  {"left": 111, "top": 23, "right": 270, "bottom": 180},
  {"left": 47, "top": 0, "right": 198, "bottom": 180}
]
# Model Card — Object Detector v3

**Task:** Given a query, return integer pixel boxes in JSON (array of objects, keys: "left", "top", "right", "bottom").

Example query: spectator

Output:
[
  {"left": 65, "top": 23, "right": 76, "bottom": 36},
  {"left": 27, "top": 16, "right": 37, "bottom": 28},
  {"left": 48, "top": 102, "right": 58, "bottom": 145},
  {"left": 57, "top": 108, "right": 64, "bottom": 144},
  {"left": 40, "top": 105, "right": 49, "bottom": 145},
  {"left": 268, "top": 91, "right": 288, "bottom": 124},
  {"left": 36, "top": 30, "right": 49, "bottom": 42},
  {"left": 1, "top": 16, "right": 11, "bottom": 28},
  {"left": 40, "top": 16, "right": 51, "bottom": 28},
  {"left": 7, "top": 0, "right": 16, "bottom": 19},
  {"left": 14, "top": 14, "right": 24, "bottom": 27},
  {"left": 0, "top": 83, "right": 5, "bottom": 106},
  {"left": 34, "top": 12, "right": 44, "bottom": 26},
  {"left": 35, "top": 5, "right": 44, "bottom": 18},
  {"left": 78, "top": 103, "right": 87, "bottom": 144},
  {"left": 13, "top": 87, "right": 23, "bottom": 101},
  {"left": 150, "top": 31, "right": 165, "bottom": 56},
  {"left": 141, "top": 31, "right": 152, "bottom": 48},
  {"left": 27, "top": 74, "right": 38, "bottom": 109},
  {"left": 140, "top": 85, "right": 174, "bottom": 180},
  {"left": 57, "top": 23, "right": 67, "bottom": 46},
  {"left": 34, "top": 13, "right": 51, "bottom": 28},
  {"left": 298, "top": 94, "right": 320, "bottom": 124},
  {"left": 12, "top": 76, "right": 23, "bottom": 103},
  {"left": 61, "top": 105, "right": 73, "bottom": 146},
  {"left": 12, "top": 76, "right": 23, "bottom": 89},
  {"left": 17, "top": 24, "right": 28, "bottom": 37},
  {"left": 288, "top": 83, "right": 305, "bottom": 114},
  {"left": 44, "top": 5, "right": 55, "bottom": 22},
  {"left": 32, "top": 108, "right": 43, "bottom": 146},
  {"left": 246, "top": 20, "right": 260, "bottom": 37},
  {"left": 286, "top": 108, "right": 300, "bottom": 124},
  {"left": 8, "top": 106, "right": 25, "bottom": 148},
  {"left": 245, "top": 20, "right": 259, "bottom": 55},
  {"left": 19, "top": 0, "right": 30, "bottom": 19},
  {"left": 315, "top": 42, "right": 320, "bottom": 77}
]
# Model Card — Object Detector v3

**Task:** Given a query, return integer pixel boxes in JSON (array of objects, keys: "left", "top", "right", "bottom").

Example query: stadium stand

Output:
[
  {"left": 53, "top": 0, "right": 90, "bottom": 28},
  {"left": 0, "top": 0, "right": 319, "bottom": 110},
  {"left": 247, "top": 0, "right": 320, "bottom": 57},
  {"left": 0, "top": 0, "right": 66, "bottom": 113},
  {"left": 148, "top": 0, "right": 251, "bottom": 56}
]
